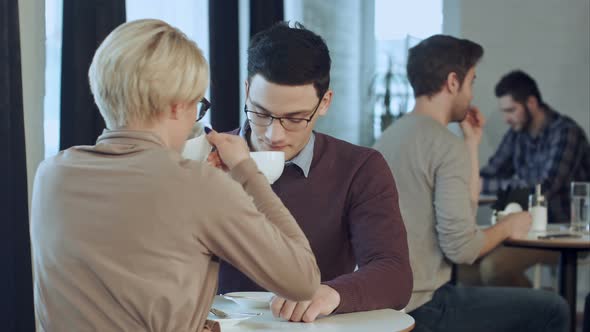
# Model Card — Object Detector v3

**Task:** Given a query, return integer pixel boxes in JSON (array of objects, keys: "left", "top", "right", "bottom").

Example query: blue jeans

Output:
[{"left": 409, "top": 284, "right": 569, "bottom": 332}]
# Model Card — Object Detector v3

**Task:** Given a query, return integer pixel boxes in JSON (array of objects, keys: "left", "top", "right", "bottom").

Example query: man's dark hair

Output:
[
  {"left": 406, "top": 35, "right": 484, "bottom": 98},
  {"left": 247, "top": 21, "right": 331, "bottom": 99},
  {"left": 495, "top": 70, "right": 544, "bottom": 106}
]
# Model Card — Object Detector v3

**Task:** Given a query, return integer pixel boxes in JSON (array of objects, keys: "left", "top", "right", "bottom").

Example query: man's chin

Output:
[
  {"left": 452, "top": 112, "right": 468, "bottom": 123},
  {"left": 260, "top": 145, "right": 288, "bottom": 152},
  {"left": 257, "top": 144, "right": 292, "bottom": 157},
  {"left": 275, "top": 148, "right": 294, "bottom": 160}
]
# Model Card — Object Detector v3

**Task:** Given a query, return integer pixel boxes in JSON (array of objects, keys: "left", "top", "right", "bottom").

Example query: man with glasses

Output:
[{"left": 216, "top": 22, "right": 413, "bottom": 322}]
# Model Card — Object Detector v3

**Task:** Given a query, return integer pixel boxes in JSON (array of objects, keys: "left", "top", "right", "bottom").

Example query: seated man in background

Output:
[
  {"left": 30, "top": 19, "right": 320, "bottom": 332},
  {"left": 374, "top": 34, "right": 569, "bottom": 332},
  {"left": 477, "top": 70, "right": 590, "bottom": 287},
  {"left": 481, "top": 70, "right": 590, "bottom": 223},
  {"left": 216, "top": 22, "right": 413, "bottom": 322}
]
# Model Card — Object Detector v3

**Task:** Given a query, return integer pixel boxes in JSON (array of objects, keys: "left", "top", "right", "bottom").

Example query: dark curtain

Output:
[
  {"left": 208, "top": 0, "right": 241, "bottom": 132},
  {"left": 0, "top": 0, "right": 35, "bottom": 330},
  {"left": 60, "top": 0, "right": 126, "bottom": 150},
  {"left": 584, "top": 293, "right": 589, "bottom": 332},
  {"left": 250, "top": 0, "right": 284, "bottom": 37}
]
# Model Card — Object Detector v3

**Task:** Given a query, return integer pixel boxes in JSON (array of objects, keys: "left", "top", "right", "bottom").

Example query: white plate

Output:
[
  {"left": 208, "top": 314, "right": 251, "bottom": 328},
  {"left": 223, "top": 291, "right": 274, "bottom": 309}
]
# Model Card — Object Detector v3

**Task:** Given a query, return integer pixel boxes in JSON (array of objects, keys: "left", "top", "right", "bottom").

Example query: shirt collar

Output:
[
  {"left": 539, "top": 107, "right": 558, "bottom": 135},
  {"left": 240, "top": 122, "right": 315, "bottom": 178}
]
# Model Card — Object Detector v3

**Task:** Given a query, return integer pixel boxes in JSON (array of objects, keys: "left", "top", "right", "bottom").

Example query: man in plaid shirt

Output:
[
  {"left": 476, "top": 70, "right": 590, "bottom": 288},
  {"left": 481, "top": 70, "right": 590, "bottom": 223}
]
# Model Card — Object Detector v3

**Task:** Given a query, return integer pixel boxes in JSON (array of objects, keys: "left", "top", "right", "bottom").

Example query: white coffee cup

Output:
[
  {"left": 249, "top": 151, "right": 285, "bottom": 184},
  {"left": 182, "top": 135, "right": 212, "bottom": 161},
  {"left": 492, "top": 202, "right": 523, "bottom": 224}
]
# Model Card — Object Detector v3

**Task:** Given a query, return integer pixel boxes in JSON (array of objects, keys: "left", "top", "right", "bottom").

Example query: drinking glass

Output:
[{"left": 570, "top": 182, "right": 590, "bottom": 233}]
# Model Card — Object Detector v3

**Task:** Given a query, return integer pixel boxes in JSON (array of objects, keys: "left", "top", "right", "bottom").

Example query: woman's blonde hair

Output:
[{"left": 89, "top": 19, "right": 209, "bottom": 128}]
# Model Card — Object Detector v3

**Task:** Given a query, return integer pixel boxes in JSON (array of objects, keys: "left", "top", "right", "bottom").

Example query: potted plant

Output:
[{"left": 368, "top": 55, "right": 411, "bottom": 133}]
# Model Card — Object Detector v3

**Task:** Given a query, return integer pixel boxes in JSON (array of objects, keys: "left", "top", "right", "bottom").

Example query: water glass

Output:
[{"left": 570, "top": 182, "right": 590, "bottom": 233}]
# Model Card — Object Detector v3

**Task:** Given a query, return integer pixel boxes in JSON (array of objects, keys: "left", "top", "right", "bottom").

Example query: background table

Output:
[
  {"left": 210, "top": 296, "right": 415, "bottom": 331},
  {"left": 478, "top": 194, "right": 497, "bottom": 205},
  {"left": 504, "top": 225, "right": 590, "bottom": 332}
]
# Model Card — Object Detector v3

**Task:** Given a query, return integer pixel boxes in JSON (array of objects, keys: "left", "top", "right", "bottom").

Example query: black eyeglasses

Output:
[
  {"left": 244, "top": 98, "right": 322, "bottom": 132},
  {"left": 196, "top": 97, "right": 211, "bottom": 122}
]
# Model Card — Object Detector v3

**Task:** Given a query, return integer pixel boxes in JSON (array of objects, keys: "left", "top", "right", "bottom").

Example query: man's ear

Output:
[
  {"left": 445, "top": 72, "right": 460, "bottom": 95},
  {"left": 526, "top": 95, "right": 539, "bottom": 110},
  {"left": 318, "top": 90, "right": 334, "bottom": 116}
]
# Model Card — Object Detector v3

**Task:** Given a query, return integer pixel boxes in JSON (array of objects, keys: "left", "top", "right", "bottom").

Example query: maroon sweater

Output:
[{"left": 218, "top": 132, "right": 412, "bottom": 313}]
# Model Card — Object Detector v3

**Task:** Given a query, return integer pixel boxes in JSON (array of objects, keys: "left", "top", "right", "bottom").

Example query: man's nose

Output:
[{"left": 265, "top": 119, "right": 286, "bottom": 143}]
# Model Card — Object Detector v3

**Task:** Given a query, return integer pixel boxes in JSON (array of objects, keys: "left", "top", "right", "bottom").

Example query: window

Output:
[
  {"left": 44, "top": 0, "right": 63, "bottom": 158},
  {"left": 44, "top": 1, "right": 213, "bottom": 159},
  {"left": 373, "top": 0, "right": 442, "bottom": 138},
  {"left": 126, "top": 0, "right": 211, "bottom": 125}
]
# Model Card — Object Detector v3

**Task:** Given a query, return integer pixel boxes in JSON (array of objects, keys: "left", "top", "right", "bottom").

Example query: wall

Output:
[
  {"left": 19, "top": 0, "right": 46, "bottom": 208},
  {"left": 444, "top": 0, "right": 590, "bottom": 307},
  {"left": 285, "top": 0, "right": 376, "bottom": 145},
  {"left": 444, "top": 0, "right": 590, "bottom": 167}
]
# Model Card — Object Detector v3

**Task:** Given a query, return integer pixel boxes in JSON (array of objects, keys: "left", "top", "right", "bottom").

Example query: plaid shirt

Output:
[{"left": 481, "top": 109, "right": 590, "bottom": 222}]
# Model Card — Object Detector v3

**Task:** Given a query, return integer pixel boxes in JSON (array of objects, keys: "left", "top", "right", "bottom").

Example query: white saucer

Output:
[
  {"left": 223, "top": 291, "right": 274, "bottom": 309},
  {"left": 208, "top": 314, "right": 251, "bottom": 328}
]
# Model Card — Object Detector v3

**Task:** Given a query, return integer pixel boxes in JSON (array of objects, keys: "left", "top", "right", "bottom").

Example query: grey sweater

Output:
[{"left": 374, "top": 113, "right": 485, "bottom": 312}]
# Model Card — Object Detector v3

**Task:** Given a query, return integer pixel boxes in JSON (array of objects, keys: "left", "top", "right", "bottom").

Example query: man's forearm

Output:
[
  {"left": 466, "top": 141, "right": 481, "bottom": 203},
  {"left": 323, "top": 257, "right": 412, "bottom": 313},
  {"left": 479, "top": 221, "right": 510, "bottom": 258}
]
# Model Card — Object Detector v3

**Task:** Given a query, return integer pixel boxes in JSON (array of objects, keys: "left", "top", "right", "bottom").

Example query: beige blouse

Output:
[{"left": 30, "top": 130, "right": 320, "bottom": 331}]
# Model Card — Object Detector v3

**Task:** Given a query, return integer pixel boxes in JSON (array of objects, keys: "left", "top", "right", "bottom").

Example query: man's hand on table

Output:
[
  {"left": 500, "top": 211, "right": 532, "bottom": 239},
  {"left": 270, "top": 284, "right": 341, "bottom": 323}
]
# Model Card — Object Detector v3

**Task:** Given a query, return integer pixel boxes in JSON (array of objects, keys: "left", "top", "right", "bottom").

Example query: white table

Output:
[{"left": 211, "top": 296, "right": 415, "bottom": 331}]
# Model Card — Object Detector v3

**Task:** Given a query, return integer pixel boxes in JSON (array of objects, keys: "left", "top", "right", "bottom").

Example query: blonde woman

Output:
[{"left": 30, "top": 19, "right": 319, "bottom": 332}]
